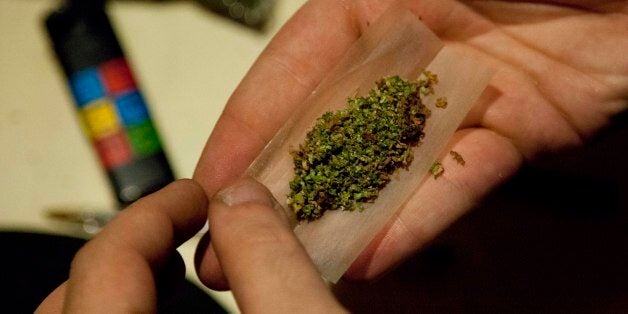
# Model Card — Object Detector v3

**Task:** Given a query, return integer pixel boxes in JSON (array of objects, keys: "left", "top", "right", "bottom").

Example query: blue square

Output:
[
  {"left": 69, "top": 68, "right": 105, "bottom": 107},
  {"left": 115, "top": 91, "right": 150, "bottom": 126}
]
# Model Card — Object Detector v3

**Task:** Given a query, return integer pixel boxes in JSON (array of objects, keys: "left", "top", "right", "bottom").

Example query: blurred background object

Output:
[
  {"left": 194, "top": 0, "right": 275, "bottom": 30},
  {"left": 41, "top": 0, "right": 274, "bottom": 209},
  {"left": 123, "top": 0, "right": 275, "bottom": 30},
  {"left": 45, "top": 0, "right": 176, "bottom": 207}
]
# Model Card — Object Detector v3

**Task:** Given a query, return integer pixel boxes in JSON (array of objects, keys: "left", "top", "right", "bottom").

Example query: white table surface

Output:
[{"left": 0, "top": 0, "right": 305, "bottom": 311}]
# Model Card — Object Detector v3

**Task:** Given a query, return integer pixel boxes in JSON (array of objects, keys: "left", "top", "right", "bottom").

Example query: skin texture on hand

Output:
[{"left": 193, "top": 0, "right": 628, "bottom": 289}]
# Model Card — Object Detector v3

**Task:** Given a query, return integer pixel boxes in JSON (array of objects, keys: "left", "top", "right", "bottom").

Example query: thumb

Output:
[
  {"left": 216, "top": 177, "right": 296, "bottom": 228},
  {"left": 208, "top": 177, "right": 345, "bottom": 313}
]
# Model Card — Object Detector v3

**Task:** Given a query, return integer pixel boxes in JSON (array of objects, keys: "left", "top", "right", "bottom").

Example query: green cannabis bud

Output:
[
  {"left": 288, "top": 75, "right": 436, "bottom": 221},
  {"left": 430, "top": 162, "right": 445, "bottom": 179}
]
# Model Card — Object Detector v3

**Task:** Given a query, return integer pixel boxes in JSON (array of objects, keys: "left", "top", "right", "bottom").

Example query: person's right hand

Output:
[
  {"left": 36, "top": 179, "right": 346, "bottom": 313},
  {"left": 194, "top": 0, "right": 628, "bottom": 290}
]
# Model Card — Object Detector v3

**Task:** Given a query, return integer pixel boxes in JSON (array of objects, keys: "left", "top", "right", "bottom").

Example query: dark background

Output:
[{"left": 0, "top": 232, "right": 227, "bottom": 313}]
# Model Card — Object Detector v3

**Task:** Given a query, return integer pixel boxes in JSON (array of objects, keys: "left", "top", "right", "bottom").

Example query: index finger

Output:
[{"left": 37, "top": 179, "right": 208, "bottom": 313}]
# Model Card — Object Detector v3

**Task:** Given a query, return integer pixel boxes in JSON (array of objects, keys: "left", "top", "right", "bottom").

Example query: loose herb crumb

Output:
[
  {"left": 288, "top": 75, "right": 435, "bottom": 221},
  {"left": 420, "top": 71, "right": 439, "bottom": 96},
  {"left": 436, "top": 97, "right": 448, "bottom": 109},
  {"left": 449, "top": 150, "right": 465, "bottom": 165},
  {"left": 430, "top": 162, "right": 444, "bottom": 179}
]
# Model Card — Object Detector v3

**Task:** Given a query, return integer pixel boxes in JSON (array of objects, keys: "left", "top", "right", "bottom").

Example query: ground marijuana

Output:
[
  {"left": 288, "top": 74, "right": 437, "bottom": 221},
  {"left": 430, "top": 162, "right": 445, "bottom": 179},
  {"left": 450, "top": 150, "right": 465, "bottom": 165}
]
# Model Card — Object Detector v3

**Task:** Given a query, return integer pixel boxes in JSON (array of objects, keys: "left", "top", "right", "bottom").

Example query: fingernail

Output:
[{"left": 216, "top": 177, "right": 275, "bottom": 208}]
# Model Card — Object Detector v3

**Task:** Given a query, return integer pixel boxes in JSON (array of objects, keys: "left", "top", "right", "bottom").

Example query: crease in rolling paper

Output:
[{"left": 245, "top": 4, "right": 494, "bottom": 282}]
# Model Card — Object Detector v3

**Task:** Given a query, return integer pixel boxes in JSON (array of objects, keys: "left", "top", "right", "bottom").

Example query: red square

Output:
[
  {"left": 100, "top": 58, "right": 137, "bottom": 94},
  {"left": 94, "top": 132, "right": 133, "bottom": 169}
]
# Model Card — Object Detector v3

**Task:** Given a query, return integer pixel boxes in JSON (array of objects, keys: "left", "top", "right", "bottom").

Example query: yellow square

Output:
[{"left": 81, "top": 99, "right": 120, "bottom": 139}]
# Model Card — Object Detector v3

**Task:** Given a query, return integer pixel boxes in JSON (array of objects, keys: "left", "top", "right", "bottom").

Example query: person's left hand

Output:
[
  {"left": 193, "top": 0, "right": 628, "bottom": 288},
  {"left": 36, "top": 179, "right": 344, "bottom": 313}
]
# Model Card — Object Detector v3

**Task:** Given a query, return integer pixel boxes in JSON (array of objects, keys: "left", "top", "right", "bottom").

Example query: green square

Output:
[{"left": 127, "top": 121, "right": 162, "bottom": 157}]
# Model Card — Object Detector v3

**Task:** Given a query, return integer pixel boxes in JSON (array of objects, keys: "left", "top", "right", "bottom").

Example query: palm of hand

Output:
[
  {"left": 431, "top": 0, "right": 627, "bottom": 154},
  {"left": 194, "top": 0, "right": 628, "bottom": 287},
  {"left": 346, "top": 0, "right": 628, "bottom": 279}
]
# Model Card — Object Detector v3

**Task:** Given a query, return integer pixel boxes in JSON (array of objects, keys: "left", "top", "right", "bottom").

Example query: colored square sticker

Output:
[
  {"left": 94, "top": 131, "right": 133, "bottom": 169},
  {"left": 100, "top": 58, "right": 136, "bottom": 95},
  {"left": 69, "top": 68, "right": 105, "bottom": 107},
  {"left": 127, "top": 121, "right": 162, "bottom": 157},
  {"left": 115, "top": 91, "right": 150, "bottom": 126},
  {"left": 81, "top": 99, "right": 121, "bottom": 139}
]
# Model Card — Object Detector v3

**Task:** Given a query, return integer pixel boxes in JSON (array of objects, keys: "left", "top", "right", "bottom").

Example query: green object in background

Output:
[{"left": 127, "top": 121, "right": 162, "bottom": 157}]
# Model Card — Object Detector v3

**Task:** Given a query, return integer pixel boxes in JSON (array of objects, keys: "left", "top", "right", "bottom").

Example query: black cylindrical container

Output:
[{"left": 45, "top": 0, "right": 174, "bottom": 207}]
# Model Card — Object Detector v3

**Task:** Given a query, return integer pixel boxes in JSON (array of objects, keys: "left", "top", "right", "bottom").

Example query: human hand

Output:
[
  {"left": 193, "top": 0, "right": 628, "bottom": 288},
  {"left": 36, "top": 179, "right": 344, "bottom": 313}
]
